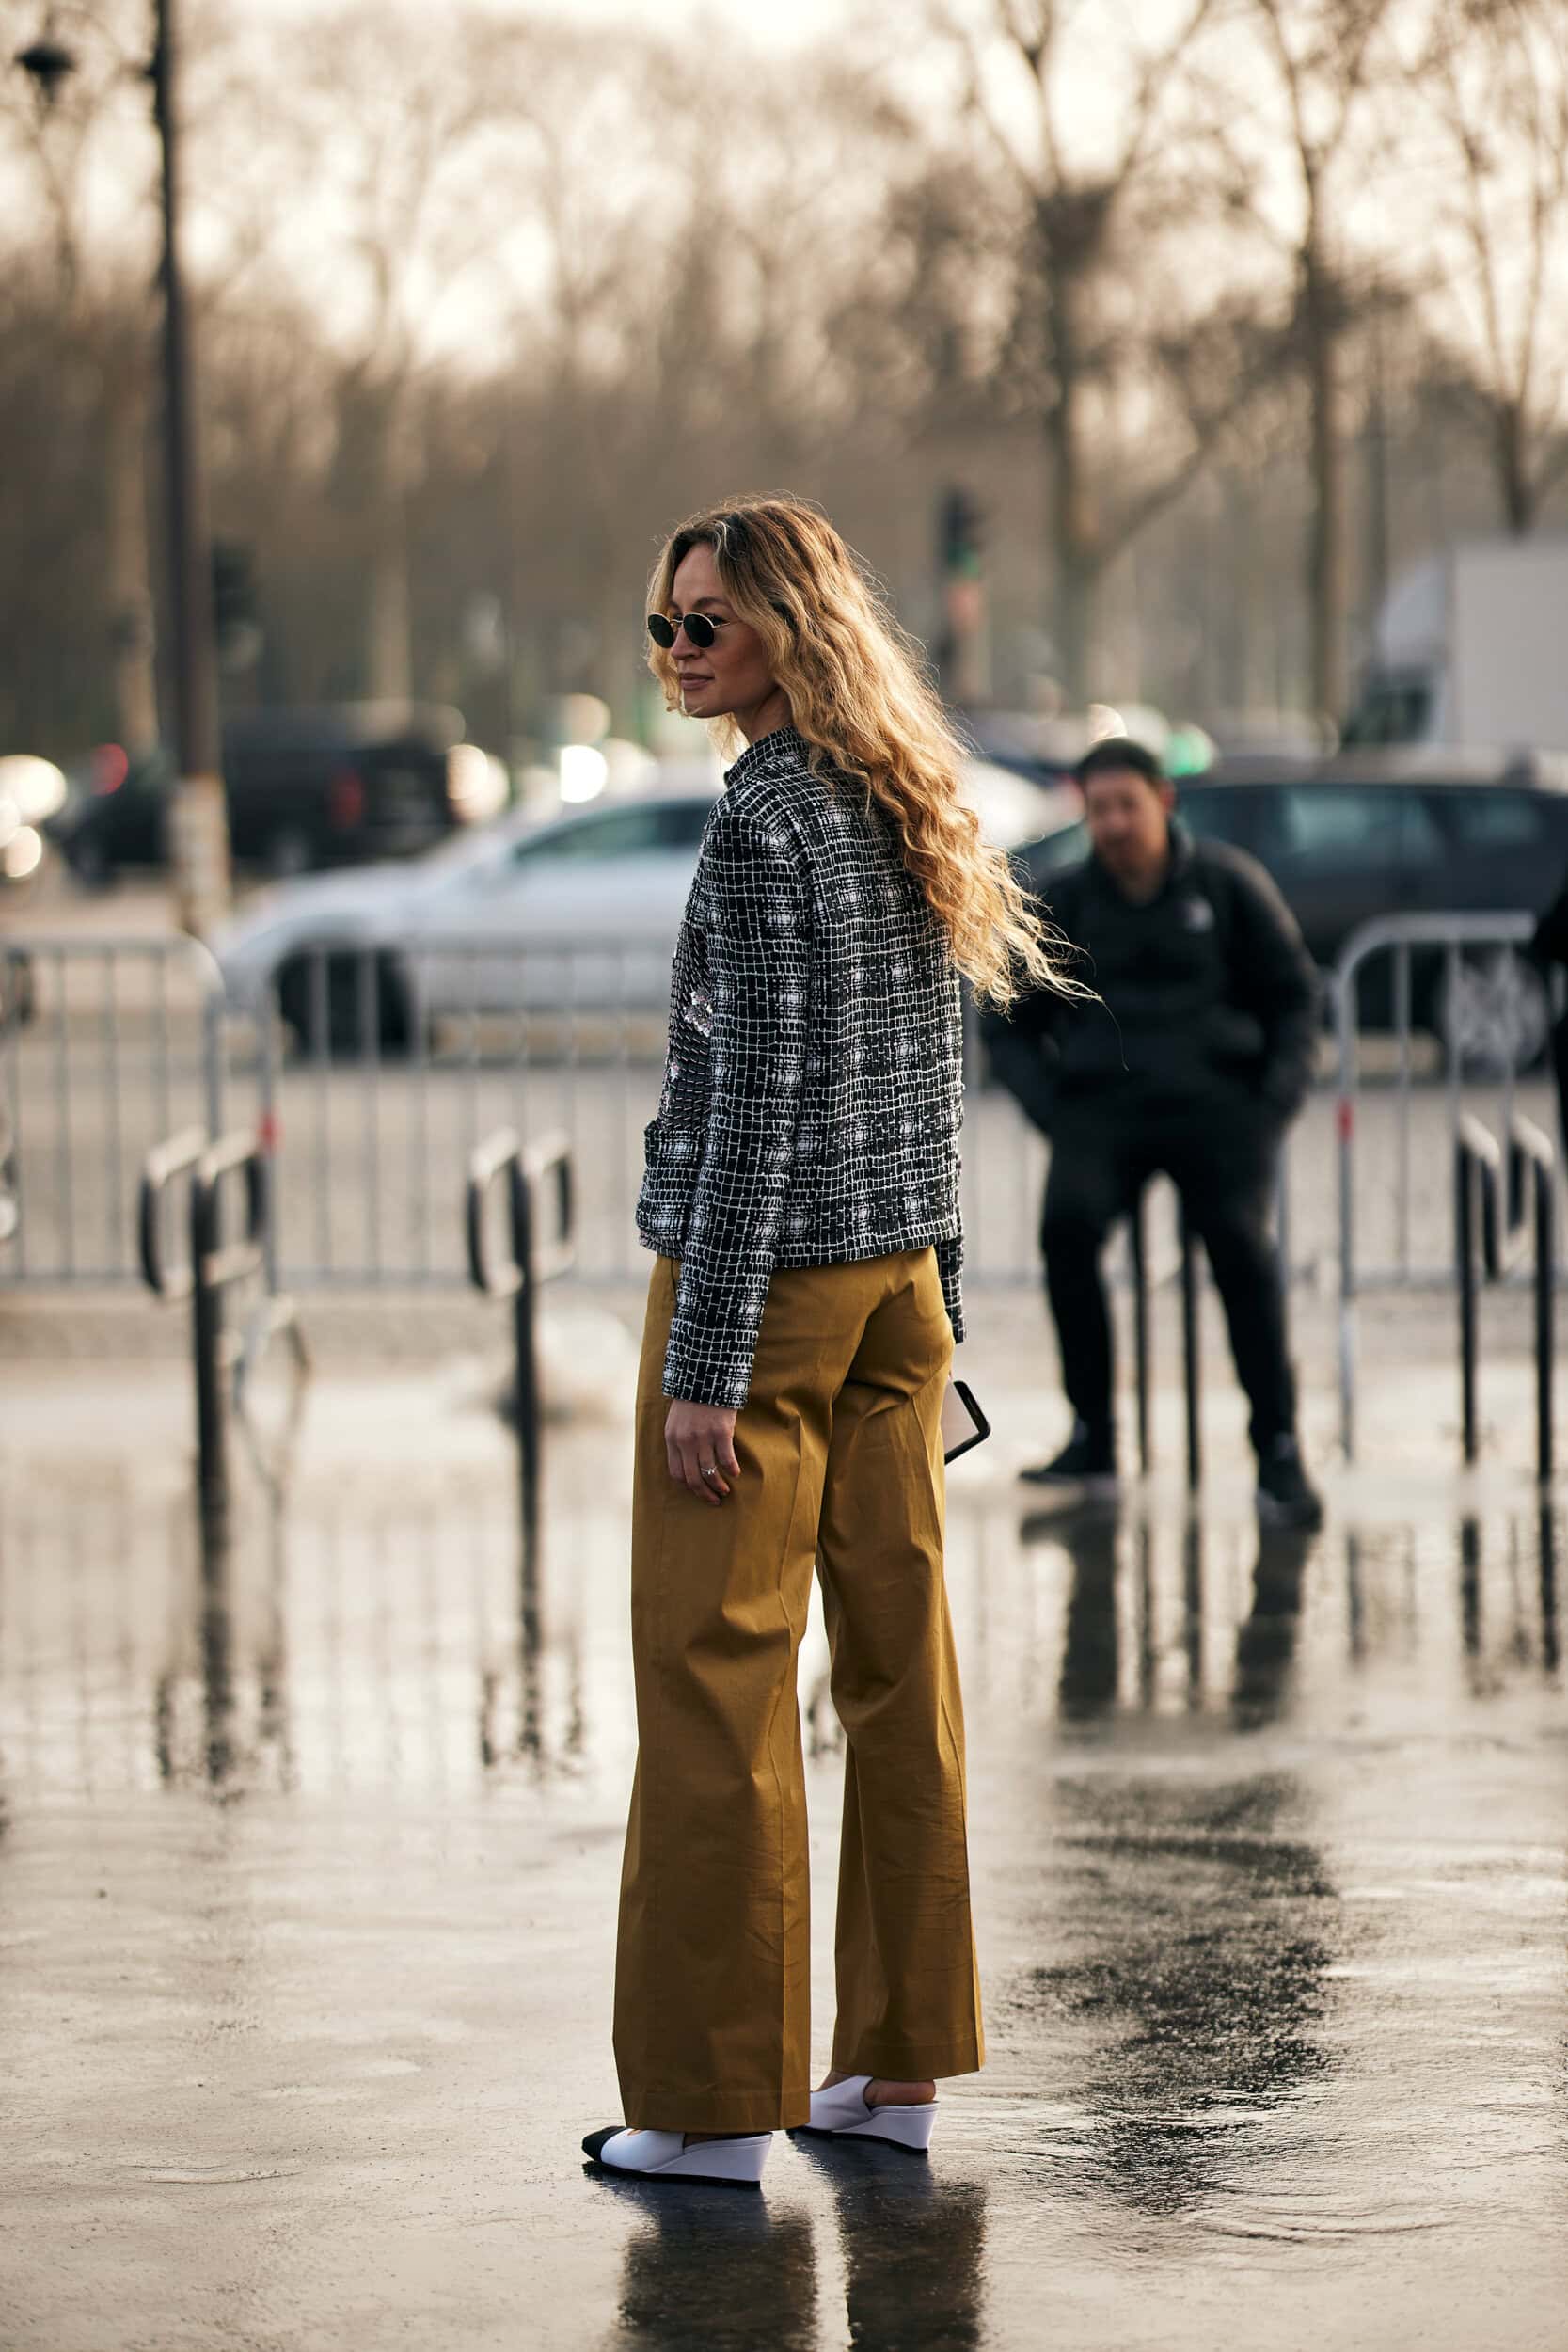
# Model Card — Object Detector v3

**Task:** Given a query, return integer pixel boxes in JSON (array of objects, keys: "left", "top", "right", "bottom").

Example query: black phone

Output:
[{"left": 941, "top": 1377, "right": 991, "bottom": 1464}]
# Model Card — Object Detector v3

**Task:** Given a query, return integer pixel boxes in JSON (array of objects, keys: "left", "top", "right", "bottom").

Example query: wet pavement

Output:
[{"left": 2, "top": 1331, "right": 1566, "bottom": 2352}]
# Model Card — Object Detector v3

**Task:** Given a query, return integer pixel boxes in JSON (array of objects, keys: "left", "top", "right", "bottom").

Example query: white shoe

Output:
[
  {"left": 799, "top": 2076, "right": 938, "bottom": 2153},
  {"left": 581, "top": 2125, "right": 771, "bottom": 2188}
]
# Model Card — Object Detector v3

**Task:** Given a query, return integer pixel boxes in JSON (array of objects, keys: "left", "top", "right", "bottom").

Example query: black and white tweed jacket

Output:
[{"left": 637, "top": 726, "right": 965, "bottom": 1408}]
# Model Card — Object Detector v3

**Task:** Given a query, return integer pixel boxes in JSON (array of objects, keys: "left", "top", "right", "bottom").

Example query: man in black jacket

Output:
[{"left": 984, "top": 738, "right": 1323, "bottom": 1526}]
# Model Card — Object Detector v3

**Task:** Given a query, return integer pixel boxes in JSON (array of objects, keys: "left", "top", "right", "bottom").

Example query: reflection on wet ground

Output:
[
  {"left": 3, "top": 1471, "right": 1559, "bottom": 1806},
  {"left": 1, "top": 1435, "right": 1564, "bottom": 2350}
]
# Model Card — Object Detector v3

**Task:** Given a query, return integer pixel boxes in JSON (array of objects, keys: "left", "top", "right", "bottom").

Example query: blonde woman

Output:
[{"left": 583, "top": 497, "right": 1069, "bottom": 2189}]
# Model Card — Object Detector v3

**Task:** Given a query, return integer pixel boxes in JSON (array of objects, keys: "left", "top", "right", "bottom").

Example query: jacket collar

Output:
[{"left": 723, "top": 725, "right": 810, "bottom": 790}]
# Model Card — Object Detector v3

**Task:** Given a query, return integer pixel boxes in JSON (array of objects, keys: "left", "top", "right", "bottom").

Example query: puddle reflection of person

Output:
[
  {"left": 1047, "top": 1504, "right": 1122, "bottom": 1723},
  {"left": 606, "top": 2185, "right": 817, "bottom": 2352},
  {"left": 1233, "top": 1527, "right": 1314, "bottom": 1730},
  {"left": 794, "top": 2138, "right": 989, "bottom": 2349},
  {"left": 604, "top": 2153, "right": 988, "bottom": 2350}
]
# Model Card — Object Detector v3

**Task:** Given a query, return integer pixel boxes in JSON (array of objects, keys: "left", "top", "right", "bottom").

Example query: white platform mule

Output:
[
  {"left": 581, "top": 2126, "right": 772, "bottom": 2188},
  {"left": 798, "top": 2076, "right": 938, "bottom": 2153}
]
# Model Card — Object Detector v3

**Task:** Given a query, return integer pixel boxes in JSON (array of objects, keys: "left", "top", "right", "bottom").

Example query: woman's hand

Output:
[{"left": 665, "top": 1400, "right": 741, "bottom": 1505}]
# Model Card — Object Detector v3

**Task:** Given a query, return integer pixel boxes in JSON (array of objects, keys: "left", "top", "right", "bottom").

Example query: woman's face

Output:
[{"left": 664, "top": 541, "right": 781, "bottom": 729}]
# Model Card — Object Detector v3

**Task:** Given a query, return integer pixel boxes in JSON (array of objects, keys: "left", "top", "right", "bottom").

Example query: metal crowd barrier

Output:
[
  {"left": 7, "top": 916, "right": 1566, "bottom": 1486},
  {"left": 1129, "top": 1185, "right": 1202, "bottom": 1489},
  {"left": 1331, "top": 911, "right": 1558, "bottom": 1457},
  {"left": 140, "top": 1124, "right": 309, "bottom": 1526},
  {"left": 250, "top": 937, "right": 658, "bottom": 1292},
  {"left": 1, "top": 933, "right": 225, "bottom": 1283},
  {"left": 467, "top": 1126, "right": 576, "bottom": 1542},
  {"left": 1455, "top": 1112, "right": 1556, "bottom": 1481}
]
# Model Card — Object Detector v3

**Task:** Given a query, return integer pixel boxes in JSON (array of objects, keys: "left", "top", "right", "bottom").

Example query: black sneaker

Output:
[
  {"left": 1255, "top": 1436, "right": 1323, "bottom": 1530},
  {"left": 1020, "top": 1420, "right": 1118, "bottom": 1494}
]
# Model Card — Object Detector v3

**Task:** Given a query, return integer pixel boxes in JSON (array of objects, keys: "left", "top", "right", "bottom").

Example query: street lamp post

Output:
[
  {"left": 16, "top": 0, "right": 231, "bottom": 937},
  {"left": 148, "top": 0, "right": 230, "bottom": 938}
]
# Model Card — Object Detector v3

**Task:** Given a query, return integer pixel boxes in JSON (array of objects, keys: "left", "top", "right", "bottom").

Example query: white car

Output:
[{"left": 213, "top": 757, "right": 1075, "bottom": 1053}]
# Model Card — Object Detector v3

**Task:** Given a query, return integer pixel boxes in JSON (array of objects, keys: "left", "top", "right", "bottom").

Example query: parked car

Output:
[
  {"left": 214, "top": 757, "right": 1077, "bottom": 1054},
  {"left": 48, "top": 704, "right": 508, "bottom": 885},
  {"left": 1015, "top": 749, "right": 1568, "bottom": 1073}
]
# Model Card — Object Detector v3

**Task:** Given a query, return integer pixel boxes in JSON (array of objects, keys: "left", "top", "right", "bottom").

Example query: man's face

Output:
[{"left": 1081, "top": 766, "right": 1176, "bottom": 888}]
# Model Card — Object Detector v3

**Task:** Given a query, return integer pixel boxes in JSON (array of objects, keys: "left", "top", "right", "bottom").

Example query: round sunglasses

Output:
[{"left": 647, "top": 612, "right": 729, "bottom": 651}]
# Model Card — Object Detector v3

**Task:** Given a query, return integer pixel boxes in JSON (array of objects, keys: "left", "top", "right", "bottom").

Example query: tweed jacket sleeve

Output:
[
  {"left": 936, "top": 1234, "right": 964, "bottom": 1343},
  {"left": 663, "top": 798, "right": 812, "bottom": 1408}
]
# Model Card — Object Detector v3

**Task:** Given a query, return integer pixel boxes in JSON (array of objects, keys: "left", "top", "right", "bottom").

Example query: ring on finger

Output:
[{"left": 701, "top": 1464, "right": 719, "bottom": 1482}]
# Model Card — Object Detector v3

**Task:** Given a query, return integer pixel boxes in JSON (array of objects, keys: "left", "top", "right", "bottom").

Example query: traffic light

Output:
[
  {"left": 211, "top": 540, "right": 261, "bottom": 672},
  {"left": 940, "top": 487, "right": 984, "bottom": 580}
]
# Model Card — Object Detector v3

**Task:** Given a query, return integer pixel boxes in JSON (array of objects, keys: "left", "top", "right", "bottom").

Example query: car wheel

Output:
[
  {"left": 374, "top": 957, "right": 411, "bottom": 1054},
  {"left": 277, "top": 952, "right": 408, "bottom": 1059},
  {"left": 1436, "top": 950, "right": 1549, "bottom": 1078}
]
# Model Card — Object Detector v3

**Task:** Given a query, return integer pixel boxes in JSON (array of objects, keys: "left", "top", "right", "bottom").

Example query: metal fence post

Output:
[
  {"left": 467, "top": 1127, "right": 575, "bottom": 1550},
  {"left": 189, "top": 1155, "right": 228, "bottom": 1527},
  {"left": 141, "top": 1125, "right": 294, "bottom": 1530},
  {"left": 1131, "top": 1187, "right": 1152, "bottom": 1474},
  {"left": 1335, "top": 963, "right": 1358, "bottom": 1464},
  {"left": 510, "top": 1151, "right": 541, "bottom": 1540},
  {"left": 1455, "top": 1116, "right": 1502, "bottom": 1470},
  {"left": 1180, "top": 1204, "right": 1201, "bottom": 1493},
  {"left": 1538, "top": 1157, "right": 1555, "bottom": 1486},
  {"left": 1509, "top": 1115, "right": 1557, "bottom": 1486},
  {"left": 1457, "top": 1132, "right": 1481, "bottom": 1467}
]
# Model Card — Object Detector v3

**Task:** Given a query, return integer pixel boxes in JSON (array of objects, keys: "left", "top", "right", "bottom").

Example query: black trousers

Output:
[
  {"left": 1551, "top": 1011, "right": 1568, "bottom": 1165},
  {"left": 1040, "top": 1097, "right": 1296, "bottom": 1455}
]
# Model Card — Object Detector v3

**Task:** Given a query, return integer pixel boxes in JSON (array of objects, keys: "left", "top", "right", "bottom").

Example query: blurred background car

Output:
[
  {"left": 46, "top": 703, "right": 508, "bottom": 886},
  {"left": 214, "top": 755, "right": 1077, "bottom": 1055},
  {"left": 1015, "top": 748, "right": 1568, "bottom": 1073}
]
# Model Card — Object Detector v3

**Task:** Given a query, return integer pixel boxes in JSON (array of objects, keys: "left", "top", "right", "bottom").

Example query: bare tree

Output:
[
  {"left": 914, "top": 0, "right": 1264, "bottom": 699},
  {"left": 212, "top": 5, "right": 521, "bottom": 700},
  {"left": 1412, "top": 0, "right": 1568, "bottom": 532},
  {"left": 0, "top": 0, "right": 161, "bottom": 749},
  {"left": 1230, "top": 0, "right": 1393, "bottom": 720}
]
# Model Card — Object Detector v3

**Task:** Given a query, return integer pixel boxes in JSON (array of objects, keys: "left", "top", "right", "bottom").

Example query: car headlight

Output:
[
  {"left": 0, "top": 755, "right": 67, "bottom": 825},
  {"left": 2, "top": 824, "right": 42, "bottom": 880},
  {"left": 446, "top": 744, "right": 507, "bottom": 821}
]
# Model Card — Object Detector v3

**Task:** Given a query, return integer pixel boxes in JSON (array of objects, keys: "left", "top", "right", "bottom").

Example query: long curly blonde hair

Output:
[{"left": 645, "top": 494, "right": 1077, "bottom": 1011}]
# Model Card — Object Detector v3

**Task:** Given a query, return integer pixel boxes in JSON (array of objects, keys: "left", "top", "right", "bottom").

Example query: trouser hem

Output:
[
  {"left": 829, "top": 2033, "right": 985, "bottom": 2081},
  {"left": 625, "top": 2085, "right": 813, "bottom": 2133}
]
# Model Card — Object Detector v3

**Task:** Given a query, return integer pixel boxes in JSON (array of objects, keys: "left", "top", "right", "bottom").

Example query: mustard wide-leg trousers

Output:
[{"left": 613, "top": 1248, "right": 985, "bottom": 2134}]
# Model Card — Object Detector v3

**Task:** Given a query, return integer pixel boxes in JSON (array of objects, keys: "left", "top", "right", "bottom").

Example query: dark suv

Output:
[
  {"left": 50, "top": 702, "right": 503, "bottom": 882},
  {"left": 1018, "top": 750, "right": 1568, "bottom": 1072}
]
